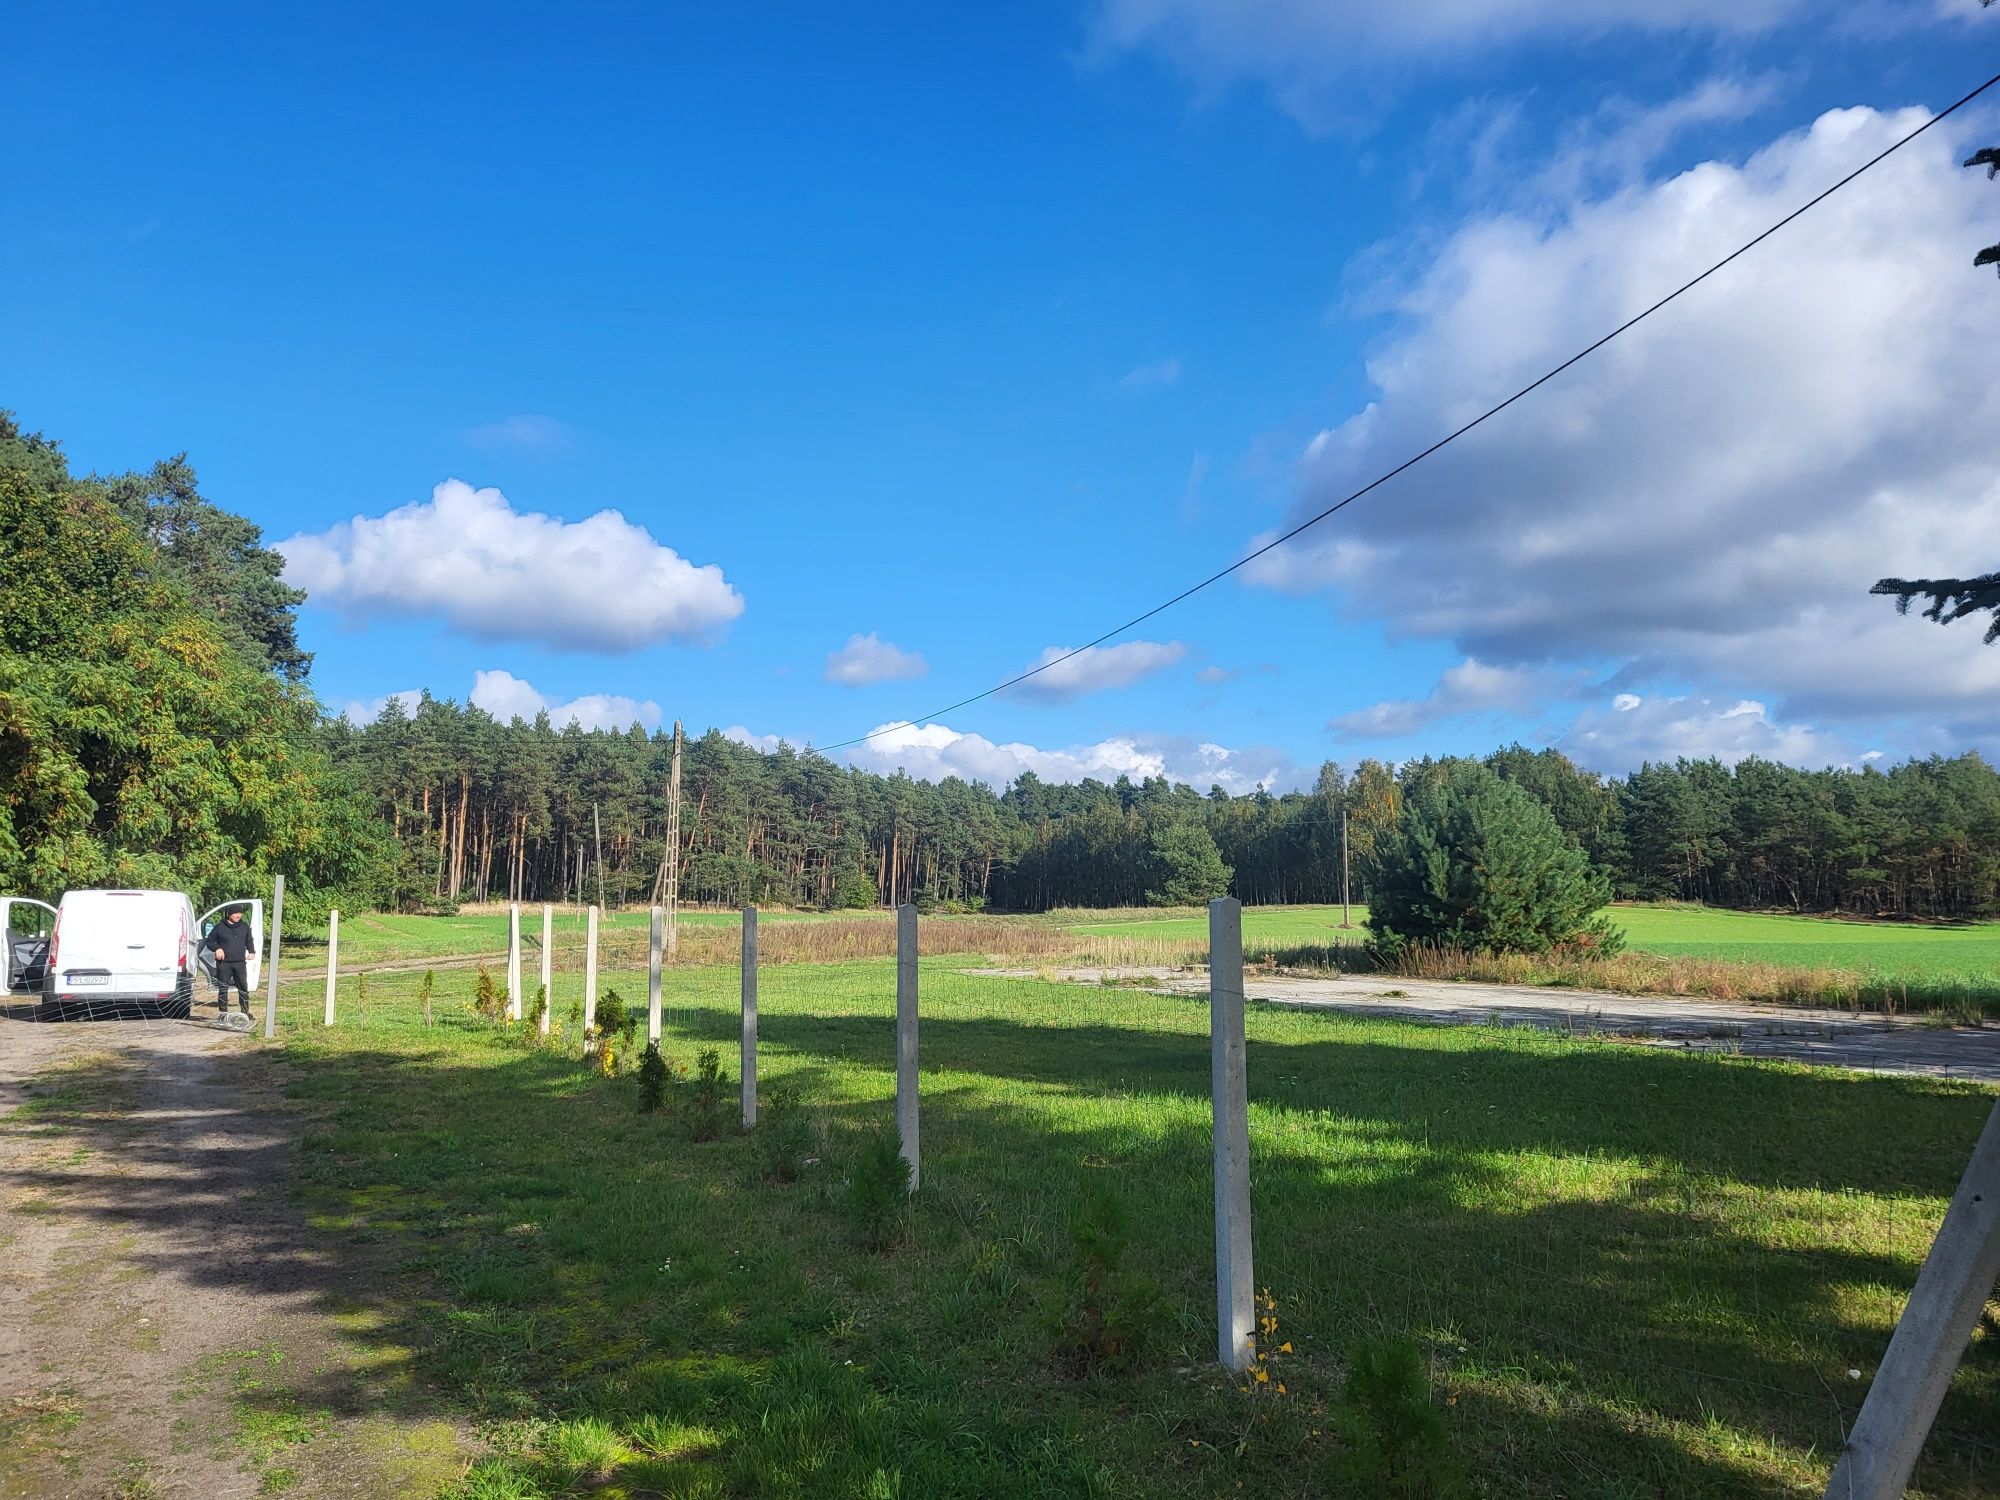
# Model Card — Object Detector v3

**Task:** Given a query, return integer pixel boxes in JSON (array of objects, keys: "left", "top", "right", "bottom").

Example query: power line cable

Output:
[{"left": 822, "top": 69, "right": 2000, "bottom": 754}]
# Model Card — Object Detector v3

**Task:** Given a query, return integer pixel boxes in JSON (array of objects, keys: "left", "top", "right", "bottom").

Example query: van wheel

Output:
[{"left": 171, "top": 972, "right": 194, "bottom": 1019}]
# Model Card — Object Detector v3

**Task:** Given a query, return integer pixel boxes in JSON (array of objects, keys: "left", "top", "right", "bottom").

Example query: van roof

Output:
[{"left": 61, "top": 889, "right": 183, "bottom": 901}]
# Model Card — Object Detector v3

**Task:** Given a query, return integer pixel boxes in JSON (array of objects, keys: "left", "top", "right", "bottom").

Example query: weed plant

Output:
[
  {"left": 686, "top": 1048, "right": 730, "bottom": 1142},
  {"left": 1049, "top": 1189, "right": 1161, "bottom": 1377},
  {"left": 756, "top": 1085, "right": 816, "bottom": 1183},
  {"left": 1333, "top": 1335, "right": 1464, "bottom": 1497},
  {"left": 841, "top": 1126, "right": 911, "bottom": 1252},
  {"left": 637, "top": 1042, "right": 669, "bottom": 1114}
]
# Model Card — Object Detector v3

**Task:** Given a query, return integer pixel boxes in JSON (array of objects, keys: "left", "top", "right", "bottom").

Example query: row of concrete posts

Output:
[
  {"left": 284, "top": 883, "right": 1995, "bottom": 1491},
  {"left": 295, "top": 891, "right": 1256, "bottom": 1369}
]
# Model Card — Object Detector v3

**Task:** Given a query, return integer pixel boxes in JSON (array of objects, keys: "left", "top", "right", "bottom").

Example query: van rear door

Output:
[
  {"left": 197, "top": 899, "right": 265, "bottom": 994},
  {"left": 0, "top": 897, "right": 57, "bottom": 994}
]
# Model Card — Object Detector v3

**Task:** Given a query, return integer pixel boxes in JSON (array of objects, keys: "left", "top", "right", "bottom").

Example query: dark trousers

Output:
[{"left": 214, "top": 959, "right": 250, "bottom": 1011}]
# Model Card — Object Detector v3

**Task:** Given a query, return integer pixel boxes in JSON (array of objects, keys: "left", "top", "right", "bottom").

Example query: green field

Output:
[
  {"left": 256, "top": 949, "right": 1995, "bottom": 1497},
  {"left": 1061, "top": 903, "right": 2000, "bottom": 992},
  {"left": 1610, "top": 904, "right": 2000, "bottom": 987},
  {"left": 293, "top": 903, "right": 2000, "bottom": 1019}
]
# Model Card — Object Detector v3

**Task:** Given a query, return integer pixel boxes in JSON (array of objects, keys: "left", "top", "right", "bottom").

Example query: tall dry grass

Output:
[
  {"left": 1262, "top": 941, "right": 1995, "bottom": 1022},
  {"left": 588, "top": 915, "right": 1213, "bottom": 970}
]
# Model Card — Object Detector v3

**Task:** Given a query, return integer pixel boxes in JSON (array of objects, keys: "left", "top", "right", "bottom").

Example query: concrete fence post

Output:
[
  {"left": 583, "top": 904, "right": 600, "bottom": 1046},
  {"left": 648, "top": 905, "right": 664, "bottom": 1046},
  {"left": 1823, "top": 1096, "right": 2000, "bottom": 1499},
  {"left": 263, "top": 874, "right": 283, "bottom": 1039},
  {"left": 1210, "top": 896, "right": 1254, "bottom": 1373},
  {"left": 506, "top": 904, "right": 522, "bottom": 1021},
  {"left": 896, "top": 903, "right": 919, "bottom": 1191},
  {"left": 322, "top": 909, "right": 339, "bottom": 1027},
  {"left": 741, "top": 907, "right": 758, "bottom": 1129},
  {"left": 538, "top": 902, "right": 553, "bottom": 1036}
]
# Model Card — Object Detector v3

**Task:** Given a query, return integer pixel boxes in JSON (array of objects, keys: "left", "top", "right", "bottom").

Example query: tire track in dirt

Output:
[{"left": 0, "top": 1012, "right": 472, "bottom": 1498}]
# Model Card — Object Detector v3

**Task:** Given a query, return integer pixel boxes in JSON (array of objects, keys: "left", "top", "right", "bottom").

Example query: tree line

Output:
[
  {"left": 329, "top": 698, "right": 2000, "bottom": 919},
  {"left": 8, "top": 407, "right": 1998, "bottom": 922}
]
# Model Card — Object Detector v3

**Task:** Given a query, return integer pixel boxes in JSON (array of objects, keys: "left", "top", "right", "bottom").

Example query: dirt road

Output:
[
  {"left": 978, "top": 967, "right": 2000, "bottom": 1085},
  {"left": 0, "top": 1008, "right": 470, "bottom": 1498}
]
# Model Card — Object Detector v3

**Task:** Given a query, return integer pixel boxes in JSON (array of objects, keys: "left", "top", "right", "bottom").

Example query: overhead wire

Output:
[{"left": 820, "top": 67, "right": 2000, "bottom": 754}]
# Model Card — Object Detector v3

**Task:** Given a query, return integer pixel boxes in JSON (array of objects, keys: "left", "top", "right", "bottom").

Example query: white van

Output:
[{"left": 0, "top": 889, "right": 264, "bottom": 1019}]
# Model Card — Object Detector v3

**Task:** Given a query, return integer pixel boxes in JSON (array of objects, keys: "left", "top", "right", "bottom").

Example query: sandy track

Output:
[
  {"left": 0, "top": 1009, "right": 468, "bottom": 1498},
  {"left": 975, "top": 967, "right": 2000, "bottom": 1085}
]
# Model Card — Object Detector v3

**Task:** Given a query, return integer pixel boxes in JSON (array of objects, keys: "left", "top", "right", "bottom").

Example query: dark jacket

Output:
[{"left": 210, "top": 917, "right": 257, "bottom": 963}]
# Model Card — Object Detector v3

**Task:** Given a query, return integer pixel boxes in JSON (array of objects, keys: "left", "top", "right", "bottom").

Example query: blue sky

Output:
[{"left": 7, "top": 2, "right": 1999, "bottom": 791}]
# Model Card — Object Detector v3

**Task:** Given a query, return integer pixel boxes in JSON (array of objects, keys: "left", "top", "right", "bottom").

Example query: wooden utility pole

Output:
[
  {"left": 1340, "top": 808, "right": 1353, "bottom": 929},
  {"left": 593, "top": 802, "right": 605, "bottom": 912},
  {"left": 665, "top": 720, "right": 683, "bottom": 958}
]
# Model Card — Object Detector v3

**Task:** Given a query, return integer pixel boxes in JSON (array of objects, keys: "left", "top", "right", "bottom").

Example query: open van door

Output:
[
  {"left": 197, "top": 899, "right": 264, "bottom": 995},
  {"left": 0, "top": 897, "right": 58, "bottom": 995}
]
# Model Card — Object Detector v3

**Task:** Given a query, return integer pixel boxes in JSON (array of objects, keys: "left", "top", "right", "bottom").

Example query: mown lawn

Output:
[
  {"left": 273, "top": 956, "right": 1998, "bottom": 1498},
  {"left": 1610, "top": 905, "right": 2000, "bottom": 990}
]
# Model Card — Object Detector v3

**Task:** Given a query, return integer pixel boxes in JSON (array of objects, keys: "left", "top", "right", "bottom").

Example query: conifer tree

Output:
[{"left": 1366, "top": 760, "right": 1620, "bottom": 956}]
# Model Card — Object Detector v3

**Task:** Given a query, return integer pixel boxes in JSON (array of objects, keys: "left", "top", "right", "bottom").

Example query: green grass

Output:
[
  {"left": 286, "top": 909, "right": 818, "bottom": 969},
  {"left": 1610, "top": 905, "right": 2000, "bottom": 988},
  {"left": 1059, "top": 902, "right": 2000, "bottom": 986},
  {"left": 262, "top": 954, "right": 1997, "bottom": 1497}
]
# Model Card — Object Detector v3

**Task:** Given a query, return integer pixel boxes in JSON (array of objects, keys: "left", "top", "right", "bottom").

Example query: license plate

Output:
[{"left": 67, "top": 974, "right": 108, "bottom": 986}]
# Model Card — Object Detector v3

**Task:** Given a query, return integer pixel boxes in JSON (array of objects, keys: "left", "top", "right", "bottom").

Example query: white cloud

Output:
[
  {"left": 1244, "top": 106, "right": 2000, "bottom": 745},
  {"left": 1117, "top": 356, "right": 1182, "bottom": 389},
  {"left": 1555, "top": 693, "right": 1870, "bottom": 771},
  {"left": 278, "top": 479, "right": 744, "bottom": 653},
  {"left": 462, "top": 414, "right": 574, "bottom": 451},
  {"left": 470, "top": 669, "right": 660, "bottom": 732},
  {"left": 1089, "top": 0, "right": 1806, "bottom": 128},
  {"left": 723, "top": 725, "right": 784, "bottom": 754},
  {"left": 1196, "top": 664, "right": 1236, "bottom": 685},
  {"left": 1008, "top": 641, "right": 1188, "bottom": 702},
  {"left": 340, "top": 689, "right": 426, "bottom": 726},
  {"left": 846, "top": 721, "right": 1306, "bottom": 793},
  {"left": 1331, "top": 658, "right": 1557, "bottom": 739},
  {"left": 825, "top": 632, "right": 929, "bottom": 687}
]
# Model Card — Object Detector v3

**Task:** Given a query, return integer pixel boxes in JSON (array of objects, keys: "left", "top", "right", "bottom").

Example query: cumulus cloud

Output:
[
  {"left": 1331, "top": 659, "right": 1559, "bottom": 739},
  {"left": 1008, "top": 641, "right": 1188, "bottom": 702},
  {"left": 825, "top": 632, "right": 929, "bottom": 687},
  {"left": 1089, "top": 0, "right": 1807, "bottom": 127},
  {"left": 846, "top": 721, "right": 1306, "bottom": 793},
  {"left": 470, "top": 669, "right": 661, "bottom": 732},
  {"left": 1245, "top": 106, "right": 2000, "bottom": 745},
  {"left": 1117, "top": 356, "right": 1182, "bottom": 389},
  {"left": 1555, "top": 693, "right": 1871, "bottom": 772},
  {"left": 278, "top": 479, "right": 744, "bottom": 653},
  {"left": 1195, "top": 665, "right": 1236, "bottom": 685},
  {"left": 462, "top": 414, "right": 574, "bottom": 451},
  {"left": 723, "top": 725, "right": 785, "bottom": 754}
]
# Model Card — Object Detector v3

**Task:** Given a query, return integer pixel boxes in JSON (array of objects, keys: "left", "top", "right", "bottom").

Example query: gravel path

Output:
[
  {"left": 0, "top": 1007, "right": 469, "bottom": 1498},
  {"left": 975, "top": 967, "right": 2000, "bottom": 1085}
]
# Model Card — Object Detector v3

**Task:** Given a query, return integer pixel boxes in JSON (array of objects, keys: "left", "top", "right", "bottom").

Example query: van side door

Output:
[
  {"left": 0, "top": 897, "right": 58, "bottom": 995},
  {"left": 196, "top": 899, "right": 265, "bottom": 994}
]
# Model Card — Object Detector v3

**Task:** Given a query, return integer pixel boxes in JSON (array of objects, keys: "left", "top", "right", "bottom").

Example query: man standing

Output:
[{"left": 209, "top": 907, "right": 256, "bottom": 1017}]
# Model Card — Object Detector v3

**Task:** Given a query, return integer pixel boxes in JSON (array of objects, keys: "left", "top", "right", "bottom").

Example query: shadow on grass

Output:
[{"left": 4, "top": 1004, "right": 1995, "bottom": 1498}]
